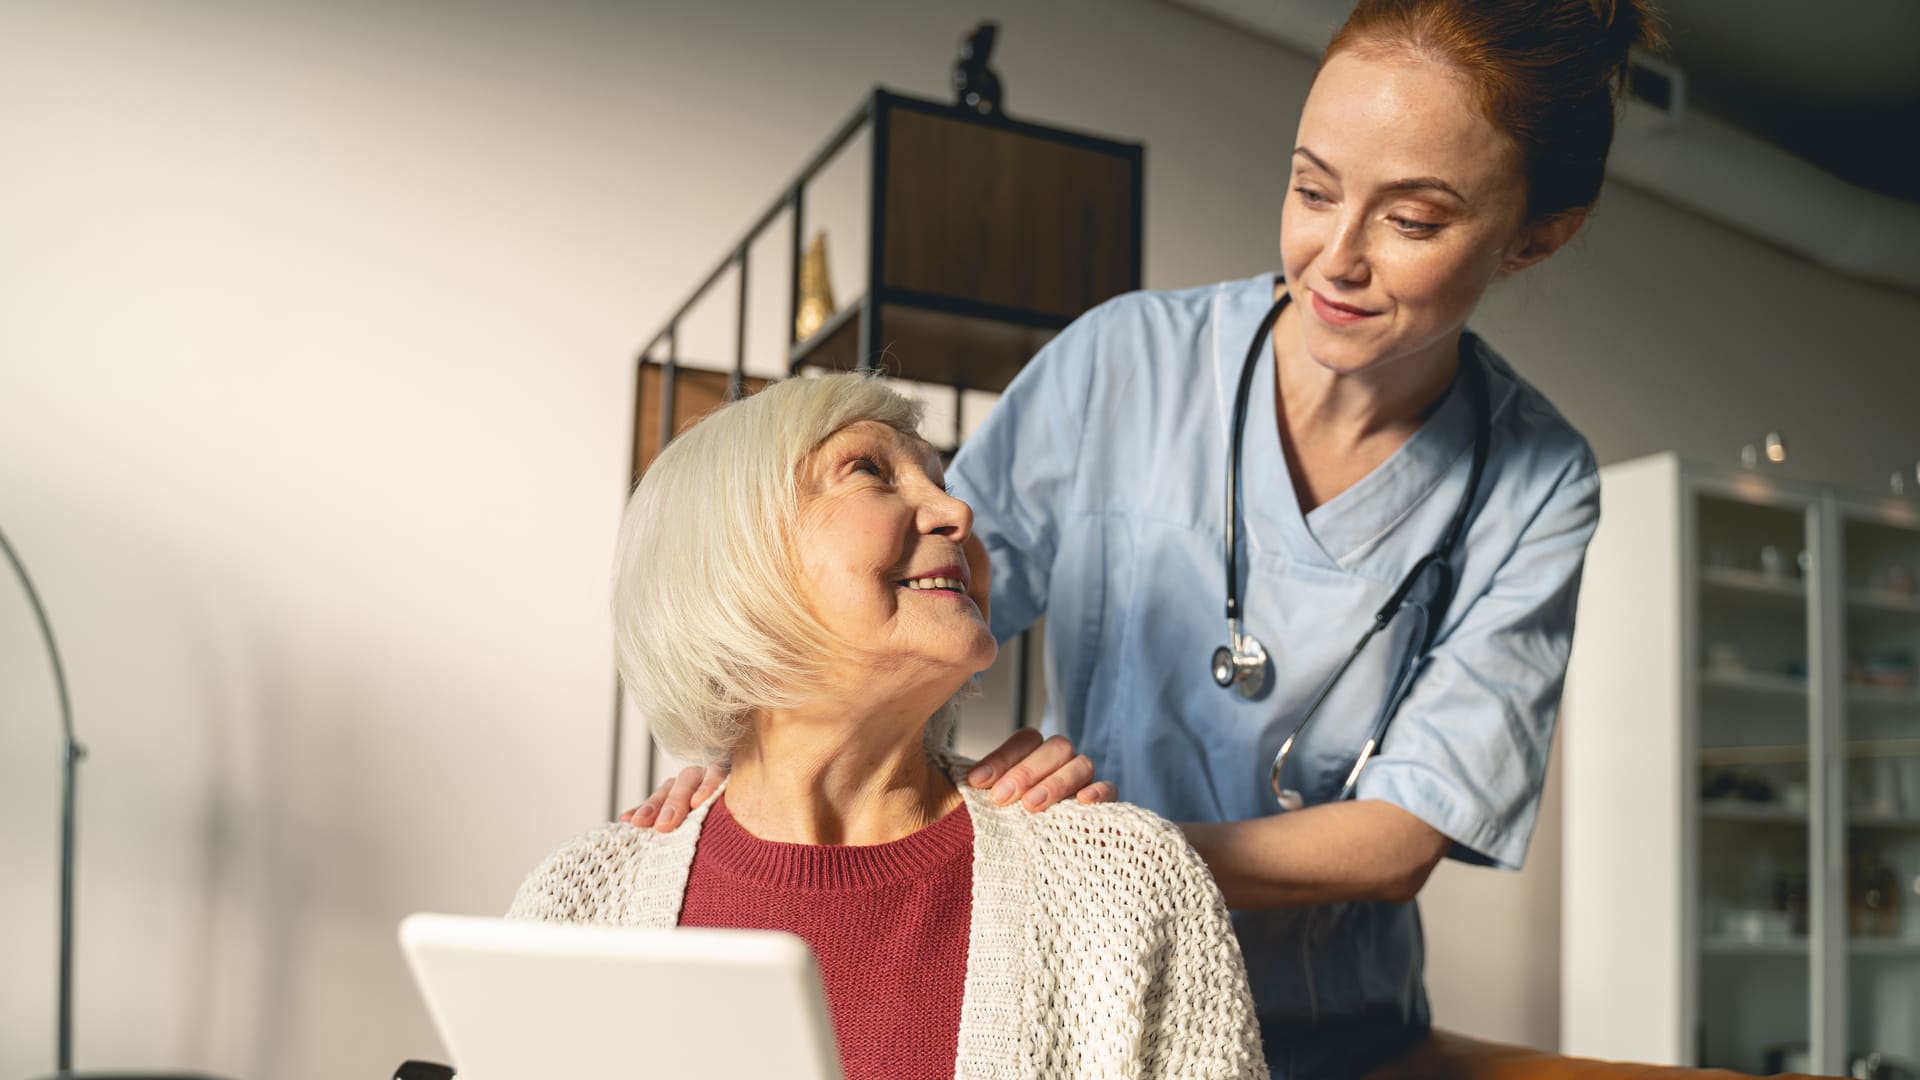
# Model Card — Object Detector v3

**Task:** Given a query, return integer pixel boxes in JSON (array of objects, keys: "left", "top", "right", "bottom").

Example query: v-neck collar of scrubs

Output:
[{"left": 1215, "top": 273, "right": 1495, "bottom": 573}]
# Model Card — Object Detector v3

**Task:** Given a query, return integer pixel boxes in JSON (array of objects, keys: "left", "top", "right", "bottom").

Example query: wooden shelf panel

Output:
[
  {"left": 882, "top": 105, "right": 1138, "bottom": 320},
  {"left": 792, "top": 297, "right": 1057, "bottom": 393},
  {"left": 630, "top": 361, "right": 772, "bottom": 482}
]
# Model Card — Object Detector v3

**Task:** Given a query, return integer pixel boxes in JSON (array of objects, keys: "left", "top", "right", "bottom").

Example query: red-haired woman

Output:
[{"left": 637, "top": 2, "right": 1665, "bottom": 1075}]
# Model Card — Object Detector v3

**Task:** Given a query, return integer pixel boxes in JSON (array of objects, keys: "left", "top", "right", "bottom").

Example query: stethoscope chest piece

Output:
[{"left": 1210, "top": 629, "right": 1269, "bottom": 699}]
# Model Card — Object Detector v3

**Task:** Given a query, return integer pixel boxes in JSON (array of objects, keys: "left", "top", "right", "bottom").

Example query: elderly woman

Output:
[{"left": 509, "top": 373, "right": 1265, "bottom": 1079}]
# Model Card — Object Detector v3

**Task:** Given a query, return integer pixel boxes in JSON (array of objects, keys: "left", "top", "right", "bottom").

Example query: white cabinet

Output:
[{"left": 1562, "top": 453, "right": 1920, "bottom": 1076}]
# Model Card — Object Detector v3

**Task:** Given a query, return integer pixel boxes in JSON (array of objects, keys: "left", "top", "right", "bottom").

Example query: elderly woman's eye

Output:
[{"left": 851, "top": 455, "right": 885, "bottom": 477}]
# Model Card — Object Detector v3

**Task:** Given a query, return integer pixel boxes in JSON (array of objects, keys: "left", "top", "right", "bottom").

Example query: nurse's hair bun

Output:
[
  {"left": 1594, "top": 0, "right": 1669, "bottom": 86},
  {"left": 1325, "top": 0, "right": 1669, "bottom": 224}
]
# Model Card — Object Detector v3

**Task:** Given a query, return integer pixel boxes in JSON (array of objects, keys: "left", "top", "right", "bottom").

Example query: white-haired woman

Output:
[{"left": 509, "top": 373, "right": 1267, "bottom": 1080}]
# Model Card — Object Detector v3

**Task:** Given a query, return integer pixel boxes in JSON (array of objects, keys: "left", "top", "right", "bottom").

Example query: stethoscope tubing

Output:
[
  {"left": 1223, "top": 295, "right": 1293, "bottom": 629},
  {"left": 1222, "top": 289, "right": 1492, "bottom": 807}
]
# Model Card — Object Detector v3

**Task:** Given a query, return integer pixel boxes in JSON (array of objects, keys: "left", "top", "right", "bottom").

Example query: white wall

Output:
[{"left": 2, "top": 2, "right": 1916, "bottom": 1077}]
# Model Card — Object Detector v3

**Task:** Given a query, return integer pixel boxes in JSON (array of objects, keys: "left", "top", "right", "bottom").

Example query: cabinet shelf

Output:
[
  {"left": 1700, "top": 738, "right": 1920, "bottom": 767},
  {"left": 1846, "top": 812, "right": 1920, "bottom": 830},
  {"left": 1701, "top": 670, "right": 1809, "bottom": 697},
  {"left": 1849, "top": 939, "right": 1920, "bottom": 957},
  {"left": 1696, "top": 803, "right": 1920, "bottom": 829},
  {"left": 1708, "top": 937, "right": 1920, "bottom": 959},
  {"left": 1701, "top": 566, "right": 1807, "bottom": 601},
  {"left": 1701, "top": 936, "right": 1809, "bottom": 957},
  {"left": 1701, "top": 801, "right": 1805, "bottom": 824},
  {"left": 1845, "top": 737, "right": 1920, "bottom": 759},
  {"left": 1848, "top": 684, "right": 1920, "bottom": 709},
  {"left": 1848, "top": 587, "right": 1920, "bottom": 616}
]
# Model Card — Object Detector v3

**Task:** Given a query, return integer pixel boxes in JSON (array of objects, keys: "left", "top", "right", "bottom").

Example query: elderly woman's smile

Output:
[
  {"left": 794, "top": 420, "right": 996, "bottom": 683},
  {"left": 901, "top": 576, "right": 968, "bottom": 592}
]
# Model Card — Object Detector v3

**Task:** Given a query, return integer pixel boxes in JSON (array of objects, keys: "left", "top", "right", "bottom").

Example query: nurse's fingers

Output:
[
  {"left": 966, "top": 728, "right": 1045, "bottom": 791},
  {"left": 689, "top": 764, "right": 726, "bottom": 811},
  {"left": 620, "top": 777, "right": 676, "bottom": 828},
  {"left": 621, "top": 764, "right": 727, "bottom": 829},
  {"left": 1074, "top": 781, "right": 1118, "bottom": 805},
  {"left": 986, "top": 734, "right": 1078, "bottom": 807},
  {"left": 652, "top": 766, "right": 707, "bottom": 834},
  {"left": 1021, "top": 754, "right": 1097, "bottom": 812}
]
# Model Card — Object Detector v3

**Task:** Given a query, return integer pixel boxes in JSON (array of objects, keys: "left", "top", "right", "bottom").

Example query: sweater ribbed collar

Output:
[{"left": 695, "top": 794, "right": 974, "bottom": 892}]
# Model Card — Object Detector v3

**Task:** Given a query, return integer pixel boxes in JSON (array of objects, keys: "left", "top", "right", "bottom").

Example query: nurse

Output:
[{"left": 631, "top": 0, "right": 1662, "bottom": 1075}]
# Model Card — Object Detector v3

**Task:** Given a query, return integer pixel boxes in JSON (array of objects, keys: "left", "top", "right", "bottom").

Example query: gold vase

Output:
[{"left": 794, "top": 231, "right": 836, "bottom": 343}]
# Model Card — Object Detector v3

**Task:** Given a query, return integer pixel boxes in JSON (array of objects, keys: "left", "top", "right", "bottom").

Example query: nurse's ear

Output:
[{"left": 1500, "top": 207, "right": 1587, "bottom": 274}]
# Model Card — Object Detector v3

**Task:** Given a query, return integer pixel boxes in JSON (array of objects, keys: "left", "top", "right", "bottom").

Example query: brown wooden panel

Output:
[
  {"left": 882, "top": 107, "right": 1137, "bottom": 319},
  {"left": 629, "top": 362, "right": 771, "bottom": 487},
  {"left": 792, "top": 298, "right": 1056, "bottom": 394},
  {"left": 1362, "top": 1029, "right": 1825, "bottom": 1080}
]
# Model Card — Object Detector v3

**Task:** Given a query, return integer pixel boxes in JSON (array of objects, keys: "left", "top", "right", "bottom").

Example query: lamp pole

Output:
[{"left": 1, "top": 524, "right": 83, "bottom": 1079}]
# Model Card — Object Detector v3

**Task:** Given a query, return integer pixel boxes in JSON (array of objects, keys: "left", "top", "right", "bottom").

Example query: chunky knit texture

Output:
[
  {"left": 678, "top": 796, "right": 973, "bottom": 1080},
  {"left": 508, "top": 763, "right": 1269, "bottom": 1079}
]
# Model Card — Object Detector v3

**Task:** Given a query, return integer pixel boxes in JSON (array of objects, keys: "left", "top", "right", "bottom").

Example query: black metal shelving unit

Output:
[{"left": 610, "top": 86, "right": 1144, "bottom": 813}]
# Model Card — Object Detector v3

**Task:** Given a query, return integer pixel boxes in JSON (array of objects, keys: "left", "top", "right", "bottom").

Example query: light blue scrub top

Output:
[{"left": 949, "top": 273, "right": 1601, "bottom": 1079}]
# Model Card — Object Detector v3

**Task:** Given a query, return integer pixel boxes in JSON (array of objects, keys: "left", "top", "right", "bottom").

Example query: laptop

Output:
[{"left": 399, "top": 913, "right": 844, "bottom": 1080}]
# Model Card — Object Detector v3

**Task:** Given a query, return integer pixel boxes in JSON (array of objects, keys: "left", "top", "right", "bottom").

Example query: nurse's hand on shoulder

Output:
[
  {"left": 620, "top": 729, "right": 1115, "bottom": 833},
  {"left": 964, "top": 728, "right": 1115, "bottom": 810},
  {"left": 619, "top": 763, "right": 728, "bottom": 833}
]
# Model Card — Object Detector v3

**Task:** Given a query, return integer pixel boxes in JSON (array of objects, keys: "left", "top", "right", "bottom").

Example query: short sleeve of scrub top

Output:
[{"left": 948, "top": 273, "right": 1600, "bottom": 1077}]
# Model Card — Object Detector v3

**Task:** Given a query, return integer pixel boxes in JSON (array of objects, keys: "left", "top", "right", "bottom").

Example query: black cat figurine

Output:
[{"left": 952, "top": 22, "right": 1004, "bottom": 117}]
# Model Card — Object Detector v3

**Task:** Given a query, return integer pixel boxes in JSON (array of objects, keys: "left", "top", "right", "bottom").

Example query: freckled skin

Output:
[
  {"left": 791, "top": 421, "right": 997, "bottom": 701},
  {"left": 1278, "top": 50, "right": 1554, "bottom": 382}
]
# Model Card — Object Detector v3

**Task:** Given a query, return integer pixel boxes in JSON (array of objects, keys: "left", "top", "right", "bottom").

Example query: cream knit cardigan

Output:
[{"left": 508, "top": 767, "right": 1269, "bottom": 1079}]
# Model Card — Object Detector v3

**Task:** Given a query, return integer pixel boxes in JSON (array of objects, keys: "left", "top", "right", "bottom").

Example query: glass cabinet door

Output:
[
  {"left": 1837, "top": 504, "right": 1920, "bottom": 1077},
  {"left": 1693, "top": 491, "right": 1818, "bottom": 1073}
]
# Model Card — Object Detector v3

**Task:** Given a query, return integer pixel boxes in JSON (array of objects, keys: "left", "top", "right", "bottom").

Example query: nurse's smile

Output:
[{"left": 1307, "top": 289, "right": 1381, "bottom": 327}]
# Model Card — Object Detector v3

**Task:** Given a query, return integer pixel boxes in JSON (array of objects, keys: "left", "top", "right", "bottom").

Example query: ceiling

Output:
[{"left": 1167, "top": 0, "right": 1920, "bottom": 206}]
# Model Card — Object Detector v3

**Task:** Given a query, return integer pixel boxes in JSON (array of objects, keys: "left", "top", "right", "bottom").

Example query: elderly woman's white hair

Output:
[{"left": 613, "top": 372, "right": 967, "bottom": 765}]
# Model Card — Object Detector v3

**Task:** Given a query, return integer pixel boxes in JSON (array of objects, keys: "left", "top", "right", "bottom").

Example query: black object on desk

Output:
[{"left": 392, "top": 1063, "right": 455, "bottom": 1080}]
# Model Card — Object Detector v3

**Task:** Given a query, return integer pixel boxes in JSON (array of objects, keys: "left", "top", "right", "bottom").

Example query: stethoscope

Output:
[{"left": 1208, "top": 291, "right": 1491, "bottom": 809}]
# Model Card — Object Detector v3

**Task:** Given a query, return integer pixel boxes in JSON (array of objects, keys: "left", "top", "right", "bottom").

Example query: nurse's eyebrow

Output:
[
  {"left": 1292, "top": 147, "right": 1467, "bottom": 203},
  {"left": 1292, "top": 147, "right": 1339, "bottom": 177},
  {"left": 1382, "top": 176, "right": 1467, "bottom": 202}
]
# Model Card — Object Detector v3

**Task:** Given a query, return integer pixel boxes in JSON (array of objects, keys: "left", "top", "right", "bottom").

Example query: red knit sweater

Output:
[{"left": 677, "top": 796, "right": 974, "bottom": 1080}]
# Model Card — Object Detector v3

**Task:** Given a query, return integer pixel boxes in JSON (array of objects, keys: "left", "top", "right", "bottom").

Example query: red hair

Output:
[{"left": 1325, "top": 0, "right": 1667, "bottom": 223}]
